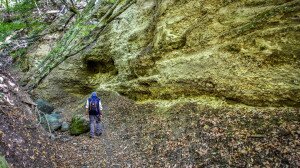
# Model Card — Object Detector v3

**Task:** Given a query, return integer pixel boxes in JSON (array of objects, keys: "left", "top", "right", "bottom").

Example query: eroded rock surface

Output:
[{"left": 27, "top": 0, "right": 300, "bottom": 108}]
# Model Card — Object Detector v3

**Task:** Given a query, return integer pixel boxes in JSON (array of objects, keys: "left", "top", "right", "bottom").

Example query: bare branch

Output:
[
  {"left": 107, "top": 0, "right": 136, "bottom": 23},
  {"left": 99, "top": 0, "right": 121, "bottom": 23}
]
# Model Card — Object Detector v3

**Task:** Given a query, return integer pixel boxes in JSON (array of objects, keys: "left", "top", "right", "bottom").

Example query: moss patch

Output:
[{"left": 69, "top": 115, "right": 90, "bottom": 135}]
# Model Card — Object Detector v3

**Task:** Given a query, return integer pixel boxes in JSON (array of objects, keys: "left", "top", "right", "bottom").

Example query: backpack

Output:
[{"left": 88, "top": 98, "right": 100, "bottom": 115}]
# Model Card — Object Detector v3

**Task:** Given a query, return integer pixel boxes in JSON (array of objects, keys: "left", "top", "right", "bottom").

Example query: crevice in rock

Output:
[{"left": 85, "top": 57, "right": 118, "bottom": 75}]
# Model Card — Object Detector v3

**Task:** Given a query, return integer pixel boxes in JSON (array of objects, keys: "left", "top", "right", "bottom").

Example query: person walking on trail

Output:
[{"left": 86, "top": 92, "right": 103, "bottom": 138}]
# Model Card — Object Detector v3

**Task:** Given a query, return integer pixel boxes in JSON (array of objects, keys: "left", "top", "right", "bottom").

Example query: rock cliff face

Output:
[{"left": 28, "top": 0, "right": 300, "bottom": 108}]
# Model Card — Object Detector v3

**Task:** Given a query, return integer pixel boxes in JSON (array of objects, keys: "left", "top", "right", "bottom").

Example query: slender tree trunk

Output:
[
  {"left": 4, "top": 0, "right": 9, "bottom": 11},
  {"left": 4, "top": 0, "right": 11, "bottom": 22}
]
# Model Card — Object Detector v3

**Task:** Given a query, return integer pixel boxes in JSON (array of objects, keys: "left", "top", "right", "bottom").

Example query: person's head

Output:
[{"left": 91, "top": 92, "right": 97, "bottom": 97}]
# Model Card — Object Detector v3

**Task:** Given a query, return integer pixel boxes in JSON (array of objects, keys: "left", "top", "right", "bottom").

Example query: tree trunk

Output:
[
  {"left": 3, "top": 0, "right": 12, "bottom": 22},
  {"left": 4, "top": 0, "right": 9, "bottom": 11}
]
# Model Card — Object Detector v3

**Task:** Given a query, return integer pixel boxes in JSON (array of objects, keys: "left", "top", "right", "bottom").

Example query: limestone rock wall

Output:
[{"left": 32, "top": 0, "right": 300, "bottom": 107}]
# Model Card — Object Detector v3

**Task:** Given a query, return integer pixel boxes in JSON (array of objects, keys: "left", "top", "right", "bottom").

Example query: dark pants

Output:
[{"left": 89, "top": 115, "right": 102, "bottom": 137}]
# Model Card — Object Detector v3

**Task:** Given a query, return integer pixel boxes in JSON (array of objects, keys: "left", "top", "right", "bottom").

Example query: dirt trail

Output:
[{"left": 55, "top": 106, "right": 140, "bottom": 167}]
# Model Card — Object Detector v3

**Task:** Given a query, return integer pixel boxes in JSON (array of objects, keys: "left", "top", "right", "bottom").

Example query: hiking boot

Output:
[
  {"left": 90, "top": 135, "right": 94, "bottom": 139},
  {"left": 96, "top": 133, "right": 102, "bottom": 136}
]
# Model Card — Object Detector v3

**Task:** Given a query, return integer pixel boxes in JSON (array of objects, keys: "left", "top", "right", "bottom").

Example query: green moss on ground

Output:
[{"left": 69, "top": 115, "right": 90, "bottom": 135}]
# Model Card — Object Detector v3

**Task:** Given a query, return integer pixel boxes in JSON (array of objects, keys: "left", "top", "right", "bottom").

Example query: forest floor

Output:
[{"left": 53, "top": 92, "right": 300, "bottom": 167}]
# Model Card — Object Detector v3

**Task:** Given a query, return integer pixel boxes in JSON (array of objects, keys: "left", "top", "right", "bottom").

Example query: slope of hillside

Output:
[{"left": 0, "top": 68, "right": 60, "bottom": 167}]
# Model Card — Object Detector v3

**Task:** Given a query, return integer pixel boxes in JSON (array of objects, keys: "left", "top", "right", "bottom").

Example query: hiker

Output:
[{"left": 85, "top": 92, "right": 103, "bottom": 138}]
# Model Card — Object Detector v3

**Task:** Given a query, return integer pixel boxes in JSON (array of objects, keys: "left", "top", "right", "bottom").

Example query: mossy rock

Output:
[
  {"left": 69, "top": 115, "right": 90, "bottom": 136},
  {"left": 61, "top": 121, "right": 69, "bottom": 132},
  {"left": 0, "top": 155, "right": 9, "bottom": 168},
  {"left": 41, "top": 113, "right": 63, "bottom": 131},
  {"left": 35, "top": 99, "right": 54, "bottom": 114}
]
